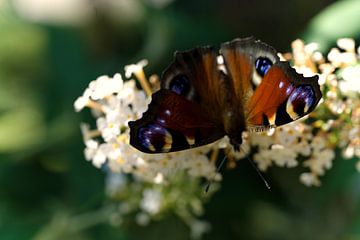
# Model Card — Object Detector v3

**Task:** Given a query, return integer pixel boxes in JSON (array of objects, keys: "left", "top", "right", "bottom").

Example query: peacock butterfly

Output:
[{"left": 128, "top": 37, "right": 322, "bottom": 153}]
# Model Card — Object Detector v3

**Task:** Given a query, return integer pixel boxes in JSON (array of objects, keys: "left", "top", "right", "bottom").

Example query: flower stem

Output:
[
  {"left": 210, "top": 149, "right": 219, "bottom": 164},
  {"left": 135, "top": 70, "right": 153, "bottom": 97},
  {"left": 86, "top": 100, "right": 104, "bottom": 112}
]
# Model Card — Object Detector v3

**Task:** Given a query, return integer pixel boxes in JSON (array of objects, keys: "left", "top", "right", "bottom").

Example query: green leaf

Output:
[{"left": 303, "top": 0, "right": 360, "bottom": 50}]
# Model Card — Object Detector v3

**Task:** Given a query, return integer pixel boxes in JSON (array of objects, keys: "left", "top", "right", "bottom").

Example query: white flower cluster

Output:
[
  {"left": 74, "top": 62, "right": 220, "bottom": 185},
  {"left": 105, "top": 171, "right": 213, "bottom": 239},
  {"left": 217, "top": 123, "right": 335, "bottom": 187},
  {"left": 284, "top": 38, "right": 360, "bottom": 185}
]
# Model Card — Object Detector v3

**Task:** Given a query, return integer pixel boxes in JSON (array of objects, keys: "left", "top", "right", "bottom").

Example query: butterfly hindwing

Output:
[
  {"left": 246, "top": 62, "right": 321, "bottom": 129},
  {"left": 129, "top": 90, "right": 225, "bottom": 153}
]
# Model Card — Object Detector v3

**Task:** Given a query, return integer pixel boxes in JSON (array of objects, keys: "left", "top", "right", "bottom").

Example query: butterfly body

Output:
[{"left": 129, "top": 37, "right": 322, "bottom": 154}]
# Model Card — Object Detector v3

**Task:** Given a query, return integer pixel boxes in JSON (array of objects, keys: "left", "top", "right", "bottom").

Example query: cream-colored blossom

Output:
[
  {"left": 124, "top": 60, "right": 149, "bottom": 78},
  {"left": 300, "top": 172, "right": 321, "bottom": 187},
  {"left": 337, "top": 38, "right": 355, "bottom": 52},
  {"left": 74, "top": 89, "right": 92, "bottom": 112},
  {"left": 84, "top": 139, "right": 99, "bottom": 161},
  {"left": 140, "top": 189, "right": 162, "bottom": 215},
  {"left": 339, "top": 65, "right": 360, "bottom": 95},
  {"left": 89, "top": 74, "right": 124, "bottom": 100}
]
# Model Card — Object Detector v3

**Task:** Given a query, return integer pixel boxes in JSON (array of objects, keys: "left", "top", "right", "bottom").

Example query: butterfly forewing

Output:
[
  {"left": 220, "top": 37, "right": 280, "bottom": 101},
  {"left": 129, "top": 46, "right": 230, "bottom": 153},
  {"left": 161, "top": 47, "right": 229, "bottom": 115}
]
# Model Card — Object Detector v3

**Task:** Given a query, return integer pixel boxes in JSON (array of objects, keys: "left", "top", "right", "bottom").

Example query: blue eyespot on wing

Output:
[
  {"left": 137, "top": 124, "right": 173, "bottom": 153},
  {"left": 160, "top": 47, "right": 228, "bottom": 115},
  {"left": 255, "top": 57, "right": 273, "bottom": 77},
  {"left": 129, "top": 90, "right": 225, "bottom": 153},
  {"left": 169, "top": 74, "right": 191, "bottom": 96}
]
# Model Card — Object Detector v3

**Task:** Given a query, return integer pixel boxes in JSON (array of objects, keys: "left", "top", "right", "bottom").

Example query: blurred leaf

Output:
[
  {"left": 0, "top": 10, "right": 47, "bottom": 85},
  {"left": 303, "top": 0, "right": 360, "bottom": 50},
  {"left": 33, "top": 207, "right": 119, "bottom": 240},
  {"left": 0, "top": 105, "right": 46, "bottom": 153}
]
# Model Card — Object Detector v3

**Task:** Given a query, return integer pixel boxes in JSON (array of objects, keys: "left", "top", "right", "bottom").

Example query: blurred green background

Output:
[{"left": 1, "top": 0, "right": 360, "bottom": 239}]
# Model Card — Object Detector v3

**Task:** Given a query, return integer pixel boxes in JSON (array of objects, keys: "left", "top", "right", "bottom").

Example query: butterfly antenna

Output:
[
  {"left": 205, "top": 154, "right": 227, "bottom": 193},
  {"left": 241, "top": 146, "right": 271, "bottom": 190}
]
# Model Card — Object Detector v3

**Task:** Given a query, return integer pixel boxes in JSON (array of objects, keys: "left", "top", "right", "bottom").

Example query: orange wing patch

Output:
[
  {"left": 247, "top": 65, "right": 294, "bottom": 126},
  {"left": 221, "top": 48, "right": 253, "bottom": 101}
]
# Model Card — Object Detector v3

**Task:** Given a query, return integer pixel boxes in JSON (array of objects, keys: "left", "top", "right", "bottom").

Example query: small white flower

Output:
[
  {"left": 140, "top": 189, "right": 162, "bottom": 215},
  {"left": 305, "top": 42, "right": 319, "bottom": 54},
  {"left": 270, "top": 147, "right": 298, "bottom": 168},
  {"left": 185, "top": 155, "right": 216, "bottom": 179},
  {"left": 337, "top": 38, "right": 355, "bottom": 52},
  {"left": 328, "top": 48, "right": 342, "bottom": 67},
  {"left": 328, "top": 47, "right": 357, "bottom": 67},
  {"left": 124, "top": 60, "right": 148, "bottom": 78},
  {"left": 132, "top": 91, "right": 149, "bottom": 117},
  {"left": 92, "top": 143, "right": 112, "bottom": 168},
  {"left": 250, "top": 132, "right": 273, "bottom": 149},
  {"left": 253, "top": 150, "right": 273, "bottom": 171},
  {"left": 275, "top": 126, "right": 299, "bottom": 146},
  {"left": 117, "top": 80, "right": 136, "bottom": 98},
  {"left": 339, "top": 65, "right": 360, "bottom": 95},
  {"left": 74, "top": 96, "right": 88, "bottom": 112},
  {"left": 300, "top": 172, "right": 320, "bottom": 187},
  {"left": 84, "top": 139, "right": 99, "bottom": 161},
  {"left": 294, "top": 66, "right": 317, "bottom": 78},
  {"left": 96, "top": 114, "right": 121, "bottom": 142},
  {"left": 153, "top": 172, "right": 164, "bottom": 184},
  {"left": 74, "top": 88, "right": 91, "bottom": 112},
  {"left": 343, "top": 145, "right": 355, "bottom": 159},
  {"left": 311, "top": 136, "right": 326, "bottom": 152},
  {"left": 303, "top": 149, "right": 334, "bottom": 176},
  {"left": 312, "top": 51, "right": 324, "bottom": 63},
  {"left": 266, "top": 128, "right": 276, "bottom": 136},
  {"left": 293, "top": 140, "right": 311, "bottom": 157},
  {"left": 217, "top": 136, "right": 231, "bottom": 149},
  {"left": 89, "top": 74, "right": 124, "bottom": 100}
]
